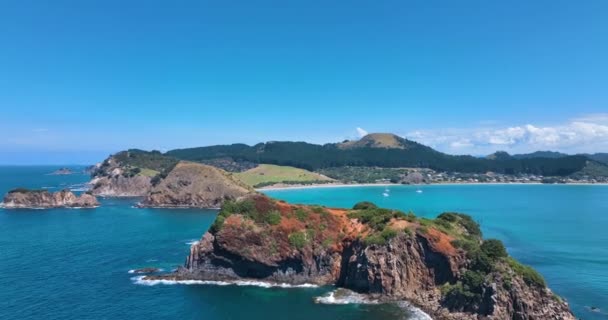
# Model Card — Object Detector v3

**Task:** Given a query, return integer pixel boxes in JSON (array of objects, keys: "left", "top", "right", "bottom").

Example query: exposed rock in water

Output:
[
  {"left": 148, "top": 196, "right": 575, "bottom": 320},
  {"left": 49, "top": 167, "right": 74, "bottom": 175},
  {"left": 1, "top": 189, "right": 99, "bottom": 209},
  {"left": 139, "top": 161, "right": 253, "bottom": 208}
]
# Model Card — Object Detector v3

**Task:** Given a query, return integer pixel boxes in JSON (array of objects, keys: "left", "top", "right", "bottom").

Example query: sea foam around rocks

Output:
[
  {"left": 314, "top": 289, "right": 433, "bottom": 320},
  {"left": 131, "top": 276, "right": 318, "bottom": 288},
  {"left": 314, "top": 289, "right": 378, "bottom": 304}
]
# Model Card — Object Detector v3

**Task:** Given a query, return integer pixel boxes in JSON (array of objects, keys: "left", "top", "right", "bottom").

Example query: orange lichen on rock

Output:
[{"left": 424, "top": 227, "right": 457, "bottom": 256}]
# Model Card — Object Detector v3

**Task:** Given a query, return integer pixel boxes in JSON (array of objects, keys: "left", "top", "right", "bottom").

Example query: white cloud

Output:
[
  {"left": 404, "top": 115, "right": 608, "bottom": 155},
  {"left": 356, "top": 127, "right": 368, "bottom": 137}
]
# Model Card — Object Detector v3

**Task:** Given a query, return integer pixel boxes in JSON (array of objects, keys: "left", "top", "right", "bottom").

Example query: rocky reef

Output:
[
  {"left": 49, "top": 167, "right": 74, "bottom": 175},
  {"left": 147, "top": 195, "right": 574, "bottom": 320},
  {"left": 139, "top": 161, "right": 253, "bottom": 208},
  {"left": 1, "top": 189, "right": 99, "bottom": 209}
]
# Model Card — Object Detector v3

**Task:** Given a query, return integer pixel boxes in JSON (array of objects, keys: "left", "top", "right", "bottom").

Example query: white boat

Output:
[
  {"left": 382, "top": 192, "right": 390, "bottom": 197},
  {"left": 416, "top": 189, "right": 423, "bottom": 193}
]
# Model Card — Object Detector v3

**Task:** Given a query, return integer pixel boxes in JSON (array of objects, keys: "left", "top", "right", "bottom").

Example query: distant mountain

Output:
[
  {"left": 585, "top": 153, "right": 608, "bottom": 165},
  {"left": 338, "top": 133, "right": 413, "bottom": 149},
  {"left": 166, "top": 133, "right": 608, "bottom": 177},
  {"left": 486, "top": 151, "right": 512, "bottom": 161},
  {"left": 512, "top": 151, "right": 568, "bottom": 159}
]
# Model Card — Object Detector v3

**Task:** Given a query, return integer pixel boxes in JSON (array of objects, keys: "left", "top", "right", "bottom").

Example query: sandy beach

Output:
[{"left": 256, "top": 181, "right": 608, "bottom": 191}]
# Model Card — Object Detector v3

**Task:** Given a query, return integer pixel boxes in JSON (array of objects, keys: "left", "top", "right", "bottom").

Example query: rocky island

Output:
[
  {"left": 49, "top": 167, "right": 74, "bottom": 175},
  {"left": 1, "top": 189, "right": 99, "bottom": 209},
  {"left": 146, "top": 195, "right": 575, "bottom": 320}
]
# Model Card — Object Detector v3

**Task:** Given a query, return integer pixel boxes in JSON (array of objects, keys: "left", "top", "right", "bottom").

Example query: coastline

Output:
[{"left": 257, "top": 181, "right": 608, "bottom": 191}]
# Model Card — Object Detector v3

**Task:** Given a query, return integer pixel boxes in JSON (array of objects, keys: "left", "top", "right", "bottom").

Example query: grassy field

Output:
[
  {"left": 235, "top": 164, "right": 334, "bottom": 187},
  {"left": 137, "top": 168, "right": 160, "bottom": 177}
]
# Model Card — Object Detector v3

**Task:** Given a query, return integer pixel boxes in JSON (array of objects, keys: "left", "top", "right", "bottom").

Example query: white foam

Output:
[
  {"left": 314, "top": 289, "right": 378, "bottom": 305},
  {"left": 131, "top": 276, "right": 318, "bottom": 288},
  {"left": 128, "top": 268, "right": 164, "bottom": 274},
  {"left": 185, "top": 240, "right": 199, "bottom": 246},
  {"left": 315, "top": 290, "right": 433, "bottom": 320},
  {"left": 396, "top": 301, "right": 433, "bottom": 320}
]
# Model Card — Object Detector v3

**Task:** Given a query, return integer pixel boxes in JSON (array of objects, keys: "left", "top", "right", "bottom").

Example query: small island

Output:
[
  {"left": 145, "top": 195, "right": 575, "bottom": 320},
  {"left": 49, "top": 167, "right": 74, "bottom": 175},
  {"left": 1, "top": 189, "right": 99, "bottom": 209}
]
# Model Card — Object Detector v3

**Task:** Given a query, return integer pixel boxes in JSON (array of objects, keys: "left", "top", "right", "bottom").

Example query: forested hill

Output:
[{"left": 165, "top": 133, "right": 607, "bottom": 176}]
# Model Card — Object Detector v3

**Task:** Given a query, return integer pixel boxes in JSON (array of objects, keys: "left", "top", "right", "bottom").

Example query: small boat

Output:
[
  {"left": 416, "top": 189, "right": 423, "bottom": 193},
  {"left": 382, "top": 192, "right": 390, "bottom": 197}
]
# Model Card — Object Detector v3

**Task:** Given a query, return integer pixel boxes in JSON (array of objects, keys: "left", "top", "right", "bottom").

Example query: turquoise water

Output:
[
  {"left": 0, "top": 167, "right": 419, "bottom": 320},
  {"left": 1, "top": 167, "right": 607, "bottom": 319},
  {"left": 266, "top": 184, "right": 608, "bottom": 319}
]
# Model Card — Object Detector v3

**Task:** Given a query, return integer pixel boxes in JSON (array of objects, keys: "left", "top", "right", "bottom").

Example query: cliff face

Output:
[
  {"left": 89, "top": 156, "right": 153, "bottom": 197},
  {"left": 89, "top": 150, "right": 178, "bottom": 197},
  {"left": 152, "top": 196, "right": 574, "bottom": 320},
  {"left": 90, "top": 174, "right": 152, "bottom": 197},
  {"left": 139, "top": 161, "right": 253, "bottom": 208},
  {"left": 1, "top": 189, "right": 99, "bottom": 209}
]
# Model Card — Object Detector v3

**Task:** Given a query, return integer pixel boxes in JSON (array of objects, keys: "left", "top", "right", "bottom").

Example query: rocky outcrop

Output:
[
  {"left": 1, "top": 189, "right": 99, "bottom": 209},
  {"left": 147, "top": 196, "right": 575, "bottom": 320},
  {"left": 88, "top": 150, "right": 178, "bottom": 197},
  {"left": 49, "top": 167, "right": 74, "bottom": 175},
  {"left": 139, "top": 161, "right": 253, "bottom": 208},
  {"left": 90, "top": 174, "right": 152, "bottom": 197}
]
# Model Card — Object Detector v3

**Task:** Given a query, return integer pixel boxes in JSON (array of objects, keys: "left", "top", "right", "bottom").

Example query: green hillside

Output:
[
  {"left": 166, "top": 133, "right": 606, "bottom": 176},
  {"left": 235, "top": 164, "right": 333, "bottom": 187}
]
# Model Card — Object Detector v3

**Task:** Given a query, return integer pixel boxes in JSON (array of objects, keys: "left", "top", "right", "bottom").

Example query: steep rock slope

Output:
[
  {"left": 149, "top": 196, "right": 574, "bottom": 320},
  {"left": 139, "top": 161, "right": 253, "bottom": 208},
  {"left": 1, "top": 189, "right": 99, "bottom": 209},
  {"left": 89, "top": 150, "right": 178, "bottom": 197}
]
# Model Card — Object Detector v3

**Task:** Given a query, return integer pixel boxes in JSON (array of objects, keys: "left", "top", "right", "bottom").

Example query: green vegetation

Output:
[
  {"left": 288, "top": 231, "right": 308, "bottom": 249},
  {"left": 352, "top": 201, "right": 377, "bottom": 210},
  {"left": 234, "top": 164, "right": 333, "bottom": 188},
  {"left": 294, "top": 208, "right": 309, "bottom": 221},
  {"left": 348, "top": 206, "right": 402, "bottom": 231},
  {"left": 210, "top": 198, "right": 281, "bottom": 232},
  {"left": 349, "top": 203, "right": 409, "bottom": 245},
  {"left": 507, "top": 257, "right": 546, "bottom": 287},
  {"left": 480, "top": 239, "right": 508, "bottom": 260},
  {"left": 165, "top": 137, "right": 599, "bottom": 176},
  {"left": 318, "top": 166, "right": 408, "bottom": 183},
  {"left": 265, "top": 210, "right": 282, "bottom": 225},
  {"left": 112, "top": 149, "right": 178, "bottom": 173}
]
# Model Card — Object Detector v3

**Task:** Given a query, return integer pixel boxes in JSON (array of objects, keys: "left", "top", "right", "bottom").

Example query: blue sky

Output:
[{"left": 1, "top": 0, "right": 607, "bottom": 164}]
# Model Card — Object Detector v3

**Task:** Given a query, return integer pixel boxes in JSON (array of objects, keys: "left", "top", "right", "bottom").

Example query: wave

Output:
[
  {"left": 131, "top": 276, "right": 318, "bottom": 288},
  {"left": 68, "top": 183, "right": 90, "bottom": 192},
  {"left": 128, "top": 268, "right": 164, "bottom": 274},
  {"left": 314, "top": 289, "right": 378, "bottom": 305},
  {"left": 185, "top": 240, "right": 199, "bottom": 246},
  {"left": 395, "top": 301, "right": 433, "bottom": 320},
  {"left": 314, "top": 290, "right": 432, "bottom": 320}
]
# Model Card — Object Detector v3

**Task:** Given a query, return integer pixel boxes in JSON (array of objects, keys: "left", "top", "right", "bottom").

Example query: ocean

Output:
[{"left": 0, "top": 166, "right": 606, "bottom": 319}]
